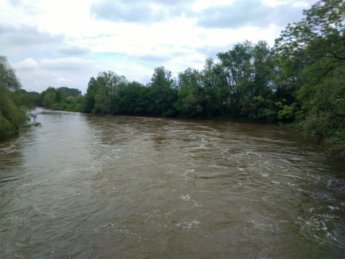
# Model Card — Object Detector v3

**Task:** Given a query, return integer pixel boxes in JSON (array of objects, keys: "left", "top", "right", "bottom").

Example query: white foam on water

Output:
[
  {"left": 261, "top": 172, "right": 269, "bottom": 177},
  {"left": 0, "top": 144, "right": 17, "bottom": 154},
  {"left": 178, "top": 193, "right": 202, "bottom": 207},
  {"left": 183, "top": 168, "right": 195, "bottom": 176},
  {"left": 179, "top": 194, "right": 191, "bottom": 201},
  {"left": 176, "top": 219, "right": 200, "bottom": 230},
  {"left": 193, "top": 201, "right": 201, "bottom": 208}
]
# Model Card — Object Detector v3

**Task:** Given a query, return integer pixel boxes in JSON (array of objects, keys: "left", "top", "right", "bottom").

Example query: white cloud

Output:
[
  {"left": 13, "top": 57, "right": 102, "bottom": 93},
  {"left": 192, "top": 0, "right": 235, "bottom": 12},
  {"left": 90, "top": 0, "right": 189, "bottom": 23},
  {"left": 58, "top": 46, "right": 89, "bottom": 56},
  {"left": 40, "top": 57, "right": 95, "bottom": 71},
  {"left": 0, "top": 24, "right": 63, "bottom": 53},
  {"left": 15, "top": 58, "right": 39, "bottom": 71},
  {"left": 196, "top": 0, "right": 306, "bottom": 28}
]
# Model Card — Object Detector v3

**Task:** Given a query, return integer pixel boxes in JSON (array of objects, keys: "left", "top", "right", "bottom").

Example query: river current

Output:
[{"left": 0, "top": 109, "right": 344, "bottom": 258}]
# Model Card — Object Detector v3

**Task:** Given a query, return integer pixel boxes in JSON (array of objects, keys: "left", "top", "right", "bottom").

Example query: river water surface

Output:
[{"left": 0, "top": 109, "right": 344, "bottom": 258}]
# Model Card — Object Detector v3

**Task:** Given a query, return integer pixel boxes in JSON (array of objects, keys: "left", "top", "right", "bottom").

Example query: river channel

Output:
[{"left": 0, "top": 109, "right": 344, "bottom": 258}]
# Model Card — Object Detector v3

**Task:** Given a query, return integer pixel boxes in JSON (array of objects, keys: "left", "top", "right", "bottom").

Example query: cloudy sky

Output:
[{"left": 0, "top": 0, "right": 316, "bottom": 93}]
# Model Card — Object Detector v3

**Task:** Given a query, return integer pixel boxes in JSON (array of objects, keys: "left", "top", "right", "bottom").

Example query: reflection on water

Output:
[{"left": 0, "top": 109, "right": 344, "bottom": 258}]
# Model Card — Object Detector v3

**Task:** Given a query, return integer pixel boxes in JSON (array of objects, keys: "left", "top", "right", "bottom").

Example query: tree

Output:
[
  {"left": 84, "top": 71, "right": 127, "bottom": 114},
  {"left": 275, "top": 0, "right": 345, "bottom": 158},
  {"left": 0, "top": 56, "right": 26, "bottom": 140},
  {"left": 84, "top": 77, "right": 97, "bottom": 113},
  {"left": 218, "top": 41, "right": 276, "bottom": 120},
  {"left": 118, "top": 81, "right": 150, "bottom": 115},
  {"left": 16, "top": 89, "right": 41, "bottom": 108},
  {"left": 200, "top": 59, "right": 228, "bottom": 117},
  {"left": 40, "top": 86, "right": 84, "bottom": 111},
  {"left": 149, "top": 67, "right": 177, "bottom": 116},
  {"left": 275, "top": 0, "right": 345, "bottom": 93},
  {"left": 41, "top": 87, "right": 58, "bottom": 109},
  {"left": 0, "top": 56, "right": 21, "bottom": 91},
  {"left": 175, "top": 68, "right": 204, "bottom": 117}
]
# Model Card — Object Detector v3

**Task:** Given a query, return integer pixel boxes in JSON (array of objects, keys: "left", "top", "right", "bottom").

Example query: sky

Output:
[{"left": 0, "top": 0, "right": 317, "bottom": 93}]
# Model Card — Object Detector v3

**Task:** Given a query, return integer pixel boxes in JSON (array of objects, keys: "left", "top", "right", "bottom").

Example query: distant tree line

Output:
[
  {"left": 40, "top": 87, "right": 84, "bottom": 111},
  {"left": 1, "top": 0, "right": 344, "bottom": 159}
]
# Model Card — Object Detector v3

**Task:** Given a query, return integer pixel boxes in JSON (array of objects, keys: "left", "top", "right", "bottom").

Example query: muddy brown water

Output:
[{"left": 0, "top": 109, "right": 344, "bottom": 258}]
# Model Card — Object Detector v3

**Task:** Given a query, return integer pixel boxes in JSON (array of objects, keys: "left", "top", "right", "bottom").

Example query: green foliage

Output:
[
  {"left": 84, "top": 77, "right": 97, "bottom": 113},
  {"left": 0, "top": 56, "right": 21, "bottom": 91},
  {"left": 275, "top": 0, "right": 345, "bottom": 159},
  {"left": 0, "top": 56, "right": 26, "bottom": 140},
  {"left": 148, "top": 67, "right": 177, "bottom": 116},
  {"left": 40, "top": 86, "right": 83, "bottom": 112},
  {"left": 84, "top": 67, "right": 178, "bottom": 117},
  {"left": 276, "top": 103, "right": 296, "bottom": 122},
  {"left": 200, "top": 59, "right": 228, "bottom": 117},
  {"left": 0, "top": 114, "right": 16, "bottom": 140},
  {"left": 118, "top": 81, "right": 150, "bottom": 115},
  {"left": 175, "top": 68, "right": 204, "bottom": 117},
  {"left": 84, "top": 71, "right": 126, "bottom": 114},
  {"left": 218, "top": 41, "right": 277, "bottom": 119},
  {"left": 16, "top": 89, "right": 41, "bottom": 109},
  {"left": 300, "top": 66, "right": 345, "bottom": 158}
]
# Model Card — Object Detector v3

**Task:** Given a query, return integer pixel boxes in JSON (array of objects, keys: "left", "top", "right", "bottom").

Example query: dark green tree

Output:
[
  {"left": 84, "top": 77, "right": 97, "bottom": 113},
  {"left": 276, "top": 0, "right": 345, "bottom": 158},
  {"left": 175, "top": 68, "right": 204, "bottom": 117},
  {"left": 84, "top": 71, "right": 127, "bottom": 114},
  {"left": 218, "top": 41, "right": 276, "bottom": 120},
  {"left": 41, "top": 87, "right": 58, "bottom": 109},
  {"left": 0, "top": 56, "right": 26, "bottom": 140},
  {"left": 148, "top": 67, "right": 177, "bottom": 116},
  {"left": 200, "top": 59, "right": 228, "bottom": 117},
  {"left": 118, "top": 81, "right": 150, "bottom": 115}
]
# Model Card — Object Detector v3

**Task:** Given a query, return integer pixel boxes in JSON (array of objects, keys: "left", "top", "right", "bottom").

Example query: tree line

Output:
[{"left": 1, "top": 0, "right": 344, "bottom": 159}]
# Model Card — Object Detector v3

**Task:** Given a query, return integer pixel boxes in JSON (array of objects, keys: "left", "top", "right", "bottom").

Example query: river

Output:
[{"left": 0, "top": 109, "right": 344, "bottom": 258}]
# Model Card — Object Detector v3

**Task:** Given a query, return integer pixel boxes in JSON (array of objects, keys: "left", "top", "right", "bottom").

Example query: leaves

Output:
[{"left": 0, "top": 56, "right": 25, "bottom": 140}]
